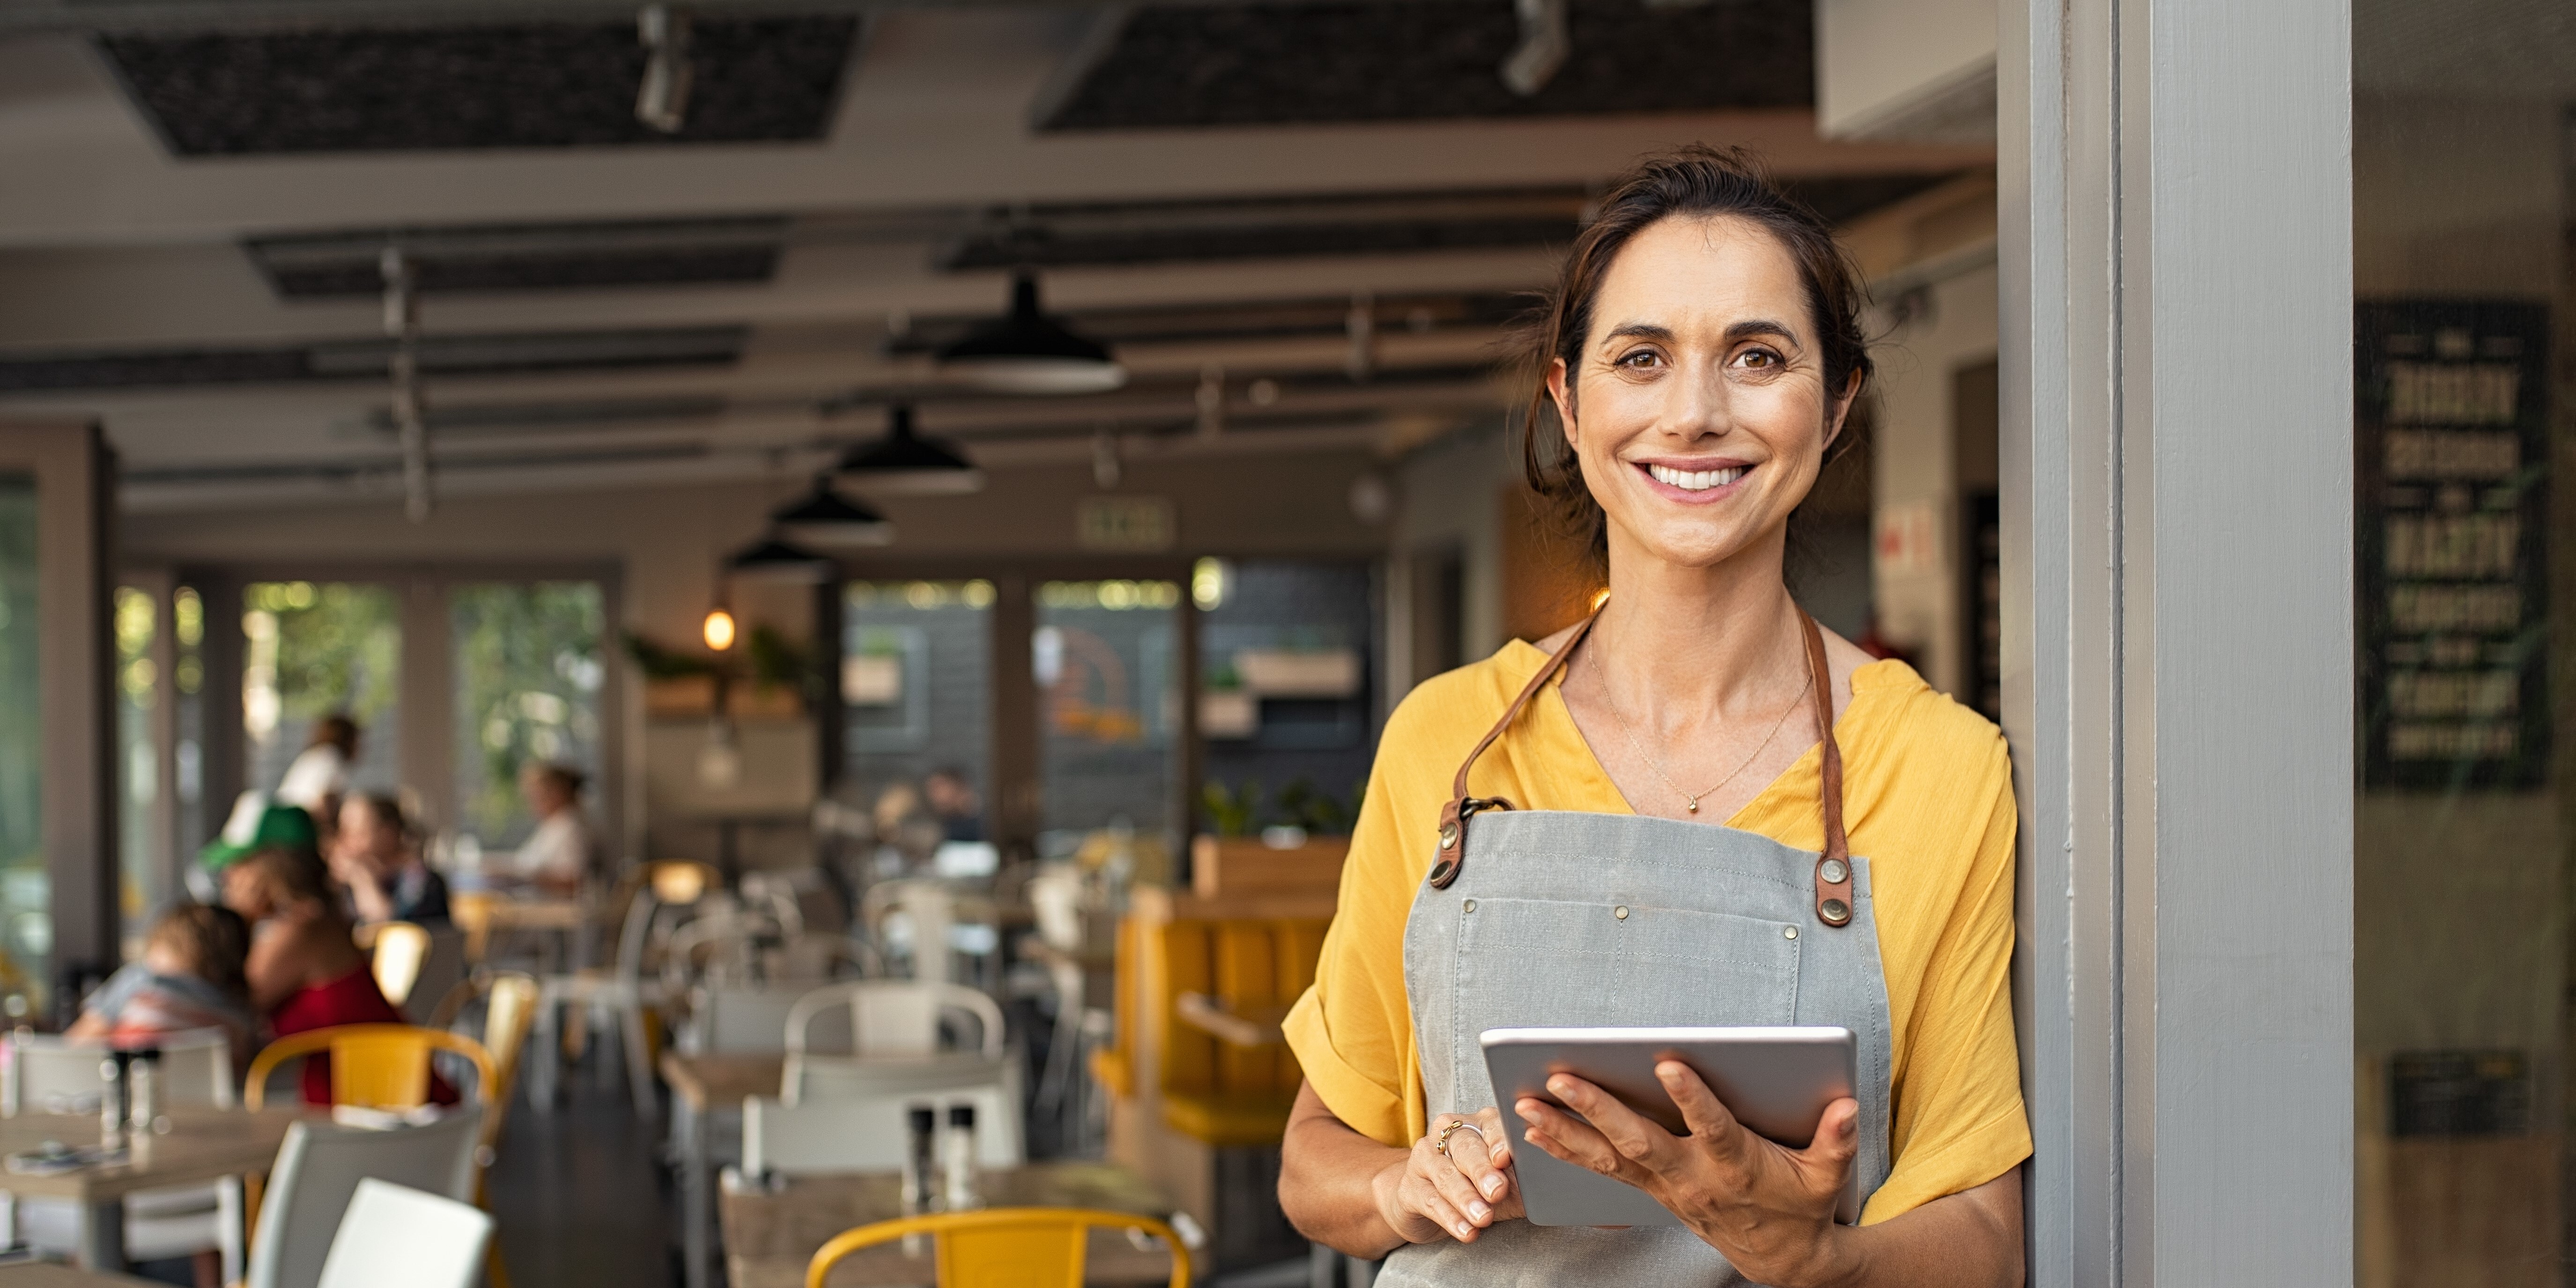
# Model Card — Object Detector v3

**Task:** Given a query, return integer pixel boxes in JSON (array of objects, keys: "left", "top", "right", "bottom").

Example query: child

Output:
[{"left": 67, "top": 903, "right": 259, "bottom": 1069}]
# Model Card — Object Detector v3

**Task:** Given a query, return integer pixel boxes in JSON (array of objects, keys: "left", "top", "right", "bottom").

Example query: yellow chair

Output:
[
  {"left": 805, "top": 1207, "right": 1190, "bottom": 1288},
  {"left": 244, "top": 1023, "right": 496, "bottom": 1112},
  {"left": 367, "top": 920, "right": 433, "bottom": 1008}
]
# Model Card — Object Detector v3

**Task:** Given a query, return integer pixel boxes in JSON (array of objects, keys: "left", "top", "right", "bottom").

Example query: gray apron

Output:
[{"left": 1380, "top": 610, "right": 1895, "bottom": 1288}]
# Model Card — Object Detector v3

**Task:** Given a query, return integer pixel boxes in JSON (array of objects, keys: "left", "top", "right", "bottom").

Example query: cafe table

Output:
[
  {"left": 663, "top": 1052, "right": 787, "bottom": 1288},
  {"left": 0, "top": 1263, "right": 164, "bottom": 1286},
  {"left": 720, "top": 1161, "right": 1180, "bottom": 1288},
  {"left": 0, "top": 1107, "right": 306, "bottom": 1272}
]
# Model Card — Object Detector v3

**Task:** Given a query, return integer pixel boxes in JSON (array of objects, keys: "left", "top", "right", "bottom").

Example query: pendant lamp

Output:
[
  {"left": 936, "top": 271, "right": 1127, "bottom": 395},
  {"left": 836, "top": 404, "right": 985, "bottom": 495},
  {"left": 770, "top": 476, "right": 894, "bottom": 547},
  {"left": 725, "top": 534, "right": 835, "bottom": 583}
]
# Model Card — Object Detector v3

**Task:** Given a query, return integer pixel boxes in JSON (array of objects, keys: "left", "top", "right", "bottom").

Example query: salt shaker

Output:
[
  {"left": 941, "top": 1104, "right": 980, "bottom": 1212},
  {"left": 127, "top": 1048, "right": 160, "bottom": 1134},
  {"left": 98, "top": 1052, "right": 129, "bottom": 1151}
]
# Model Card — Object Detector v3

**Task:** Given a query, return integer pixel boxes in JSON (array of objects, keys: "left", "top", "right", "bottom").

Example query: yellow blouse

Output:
[{"left": 1281, "top": 641, "right": 2032, "bottom": 1224}]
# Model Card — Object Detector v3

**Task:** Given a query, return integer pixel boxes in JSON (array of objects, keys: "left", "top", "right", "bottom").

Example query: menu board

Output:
[{"left": 2357, "top": 301, "right": 2550, "bottom": 790}]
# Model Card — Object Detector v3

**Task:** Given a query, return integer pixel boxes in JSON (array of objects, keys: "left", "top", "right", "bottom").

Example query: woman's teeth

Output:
[{"left": 1647, "top": 464, "right": 1747, "bottom": 491}]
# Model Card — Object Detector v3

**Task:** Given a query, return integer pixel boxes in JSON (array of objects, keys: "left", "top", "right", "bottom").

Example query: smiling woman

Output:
[{"left": 1276, "top": 147, "right": 2029, "bottom": 1288}]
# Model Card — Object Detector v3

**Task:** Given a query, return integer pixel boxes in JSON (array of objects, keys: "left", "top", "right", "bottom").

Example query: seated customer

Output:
[
  {"left": 222, "top": 844, "right": 448, "bottom": 1107},
  {"left": 66, "top": 903, "right": 259, "bottom": 1069},
  {"left": 329, "top": 793, "right": 449, "bottom": 926},
  {"left": 504, "top": 762, "right": 598, "bottom": 896}
]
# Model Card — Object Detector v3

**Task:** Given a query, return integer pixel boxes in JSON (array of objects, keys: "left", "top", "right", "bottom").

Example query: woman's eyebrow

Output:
[
  {"left": 1725, "top": 318, "right": 1798, "bottom": 344},
  {"left": 1599, "top": 322, "right": 1674, "bottom": 345},
  {"left": 1598, "top": 318, "right": 1801, "bottom": 347}
]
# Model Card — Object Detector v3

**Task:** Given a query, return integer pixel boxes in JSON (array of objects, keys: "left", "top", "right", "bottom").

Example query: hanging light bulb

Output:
[{"left": 702, "top": 607, "right": 737, "bottom": 651}]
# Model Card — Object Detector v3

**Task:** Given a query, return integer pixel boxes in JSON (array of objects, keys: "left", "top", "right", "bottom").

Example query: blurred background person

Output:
[
  {"left": 221, "top": 844, "right": 426, "bottom": 1106},
  {"left": 922, "top": 766, "right": 985, "bottom": 843},
  {"left": 506, "top": 762, "right": 597, "bottom": 896},
  {"left": 67, "top": 902, "right": 258, "bottom": 1070},
  {"left": 274, "top": 712, "right": 357, "bottom": 812},
  {"left": 330, "top": 792, "right": 449, "bottom": 926}
]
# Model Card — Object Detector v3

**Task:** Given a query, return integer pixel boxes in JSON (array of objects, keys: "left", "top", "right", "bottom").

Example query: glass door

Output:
[
  {"left": 240, "top": 580, "right": 403, "bottom": 803},
  {"left": 450, "top": 581, "right": 607, "bottom": 852},
  {"left": 842, "top": 579, "right": 997, "bottom": 862},
  {"left": 1034, "top": 578, "right": 1184, "bottom": 878}
]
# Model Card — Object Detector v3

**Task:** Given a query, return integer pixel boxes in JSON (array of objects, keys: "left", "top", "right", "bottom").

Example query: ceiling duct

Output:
[{"left": 247, "top": 217, "right": 786, "bottom": 299}]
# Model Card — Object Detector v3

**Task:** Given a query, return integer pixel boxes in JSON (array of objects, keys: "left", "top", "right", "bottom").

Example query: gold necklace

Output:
[{"left": 1589, "top": 639, "right": 1808, "bottom": 814}]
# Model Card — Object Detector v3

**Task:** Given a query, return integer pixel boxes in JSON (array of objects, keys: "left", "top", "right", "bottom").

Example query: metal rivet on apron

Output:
[
  {"left": 1438, "top": 822, "right": 1459, "bottom": 850},
  {"left": 1783, "top": 926, "right": 1798, "bottom": 940},
  {"left": 1820, "top": 898, "right": 1851, "bottom": 926},
  {"left": 1820, "top": 858, "right": 1850, "bottom": 885},
  {"left": 1613, "top": 905, "right": 1629, "bottom": 920},
  {"left": 1463, "top": 899, "right": 1476, "bottom": 912}
]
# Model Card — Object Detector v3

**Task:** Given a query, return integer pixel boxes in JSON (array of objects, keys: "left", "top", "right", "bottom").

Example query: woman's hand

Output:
[
  {"left": 1369, "top": 1107, "right": 1525, "bottom": 1245},
  {"left": 1517, "top": 1061, "right": 1859, "bottom": 1287}
]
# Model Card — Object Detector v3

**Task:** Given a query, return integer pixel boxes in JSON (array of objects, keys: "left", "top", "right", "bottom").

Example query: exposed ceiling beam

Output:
[{"left": 0, "top": 0, "right": 1468, "bottom": 36}]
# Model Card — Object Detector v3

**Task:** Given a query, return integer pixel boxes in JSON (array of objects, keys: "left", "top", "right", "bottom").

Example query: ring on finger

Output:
[{"left": 1435, "top": 1119, "right": 1487, "bottom": 1159}]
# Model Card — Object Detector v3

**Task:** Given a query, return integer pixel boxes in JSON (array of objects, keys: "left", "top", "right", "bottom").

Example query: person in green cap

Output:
[{"left": 192, "top": 792, "right": 321, "bottom": 898}]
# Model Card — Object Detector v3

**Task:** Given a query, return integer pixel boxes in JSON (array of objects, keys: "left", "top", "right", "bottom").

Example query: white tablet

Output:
[{"left": 1480, "top": 1026, "right": 1861, "bottom": 1227}]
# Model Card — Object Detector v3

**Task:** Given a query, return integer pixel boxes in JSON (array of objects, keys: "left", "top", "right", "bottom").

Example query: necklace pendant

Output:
[{"left": 1686, "top": 798, "right": 1700, "bottom": 814}]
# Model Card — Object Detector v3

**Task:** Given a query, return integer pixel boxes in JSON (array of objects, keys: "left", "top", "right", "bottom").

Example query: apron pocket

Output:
[{"left": 1447, "top": 897, "right": 1801, "bottom": 1106}]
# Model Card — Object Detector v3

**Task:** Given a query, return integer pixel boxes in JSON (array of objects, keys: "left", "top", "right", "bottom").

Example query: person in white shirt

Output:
[
  {"left": 275, "top": 713, "right": 358, "bottom": 812},
  {"left": 510, "top": 762, "right": 597, "bottom": 895}
]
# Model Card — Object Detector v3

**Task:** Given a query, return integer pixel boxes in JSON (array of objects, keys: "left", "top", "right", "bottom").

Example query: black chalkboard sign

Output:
[
  {"left": 2388, "top": 1049, "right": 2530, "bottom": 1138},
  {"left": 2356, "top": 301, "right": 2551, "bottom": 790}
]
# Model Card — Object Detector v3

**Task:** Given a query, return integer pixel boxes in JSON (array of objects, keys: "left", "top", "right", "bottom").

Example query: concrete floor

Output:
[{"left": 485, "top": 1073, "right": 679, "bottom": 1288}]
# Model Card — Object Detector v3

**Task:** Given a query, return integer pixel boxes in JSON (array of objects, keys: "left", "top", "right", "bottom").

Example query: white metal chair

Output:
[
  {"left": 316, "top": 1178, "right": 493, "bottom": 1288},
  {"left": 681, "top": 983, "right": 809, "bottom": 1056},
  {"left": 783, "top": 979, "right": 1006, "bottom": 1061},
  {"left": 248, "top": 1110, "right": 484, "bottom": 1288},
  {"left": 530, "top": 861, "right": 713, "bottom": 1115},
  {"left": 861, "top": 879, "right": 998, "bottom": 985},
  {"left": 740, "top": 1077, "right": 1023, "bottom": 1178},
  {"left": 5, "top": 1028, "right": 243, "bottom": 1275}
]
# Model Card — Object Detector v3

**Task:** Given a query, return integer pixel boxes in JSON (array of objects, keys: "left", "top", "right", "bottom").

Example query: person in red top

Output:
[{"left": 222, "top": 844, "right": 449, "bottom": 1106}]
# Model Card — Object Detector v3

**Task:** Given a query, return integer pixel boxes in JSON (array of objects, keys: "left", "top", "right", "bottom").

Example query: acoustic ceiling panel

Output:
[
  {"left": 98, "top": 18, "right": 859, "bottom": 154},
  {"left": 1039, "top": 0, "right": 1813, "bottom": 131}
]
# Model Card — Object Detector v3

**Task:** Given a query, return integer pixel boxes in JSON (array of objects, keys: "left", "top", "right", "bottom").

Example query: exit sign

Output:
[{"left": 1077, "top": 496, "right": 1176, "bottom": 551}]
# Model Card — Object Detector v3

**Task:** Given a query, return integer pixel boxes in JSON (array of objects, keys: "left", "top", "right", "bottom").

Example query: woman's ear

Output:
[
  {"left": 1547, "top": 357, "right": 1577, "bottom": 451},
  {"left": 1821, "top": 370, "right": 1863, "bottom": 450}
]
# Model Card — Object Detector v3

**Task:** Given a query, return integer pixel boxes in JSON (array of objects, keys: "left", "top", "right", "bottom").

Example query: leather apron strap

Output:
[{"left": 1429, "top": 607, "right": 1855, "bottom": 929}]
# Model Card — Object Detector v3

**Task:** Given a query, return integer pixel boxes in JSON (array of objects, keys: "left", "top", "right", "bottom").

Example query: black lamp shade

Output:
[
  {"left": 836, "top": 405, "right": 985, "bottom": 495},
  {"left": 770, "top": 480, "right": 894, "bottom": 547},
  {"left": 936, "top": 273, "right": 1127, "bottom": 395},
  {"left": 725, "top": 535, "right": 835, "bottom": 583}
]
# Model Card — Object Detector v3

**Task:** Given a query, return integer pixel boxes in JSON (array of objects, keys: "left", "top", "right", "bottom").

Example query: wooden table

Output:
[
  {"left": 0, "top": 1264, "right": 164, "bottom": 1286},
  {"left": 720, "top": 1162, "right": 1179, "bottom": 1288},
  {"left": 664, "top": 1053, "right": 786, "bottom": 1288},
  {"left": 0, "top": 1108, "right": 307, "bottom": 1271}
]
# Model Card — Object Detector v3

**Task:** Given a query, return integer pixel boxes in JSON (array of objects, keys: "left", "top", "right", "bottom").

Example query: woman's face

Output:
[
  {"left": 220, "top": 863, "right": 275, "bottom": 921},
  {"left": 1549, "top": 215, "right": 1853, "bottom": 573},
  {"left": 336, "top": 802, "right": 401, "bottom": 873}
]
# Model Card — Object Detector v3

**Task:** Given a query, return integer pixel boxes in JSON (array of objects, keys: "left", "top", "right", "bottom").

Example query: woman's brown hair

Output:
[{"left": 1523, "top": 144, "right": 1875, "bottom": 560}]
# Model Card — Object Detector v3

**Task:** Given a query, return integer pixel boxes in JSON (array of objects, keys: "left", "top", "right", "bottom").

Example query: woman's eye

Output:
[
  {"left": 1735, "top": 347, "right": 1782, "bottom": 369},
  {"left": 1615, "top": 349, "right": 1662, "bottom": 369}
]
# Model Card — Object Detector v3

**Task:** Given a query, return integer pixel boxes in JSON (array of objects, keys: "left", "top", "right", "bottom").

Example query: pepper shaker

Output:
[{"left": 941, "top": 1103, "right": 980, "bottom": 1212}]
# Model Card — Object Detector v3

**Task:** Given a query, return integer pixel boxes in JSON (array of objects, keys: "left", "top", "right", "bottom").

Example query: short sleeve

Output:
[
  {"left": 1282, "top": 710, "right": 1434, "bottom": 1149},
  {"left": 1861, "top": 741, "right": 2032, "bottom": 1222}
]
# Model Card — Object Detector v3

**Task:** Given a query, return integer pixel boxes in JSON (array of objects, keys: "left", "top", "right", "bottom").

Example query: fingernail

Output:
[
  {"left": 1457, "top": 1222, "right": 1474, "bottom": 1238},
  {"left": 1468, "top": 1201, "right": 1491, "bottom": 1221},
  {"left": 1481, "top": 1176, "right": 1504, "bottom": 1199}
]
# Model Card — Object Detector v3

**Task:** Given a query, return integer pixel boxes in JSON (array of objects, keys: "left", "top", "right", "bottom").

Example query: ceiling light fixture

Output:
[
  {"left": 637, "top": 5, "right": 693, "bottom": 133},
  {"left": 725, "top": 534, "right": 836, "bottom": 583},
  {"left": 836, "top": 404, "right": 985, "bottom": 495},
  {"left": 770, "top": 476, "right": 895, "bottom": 547},
  {"left": 937, "top": 271, "right": 1127, "bottom": 395}
]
